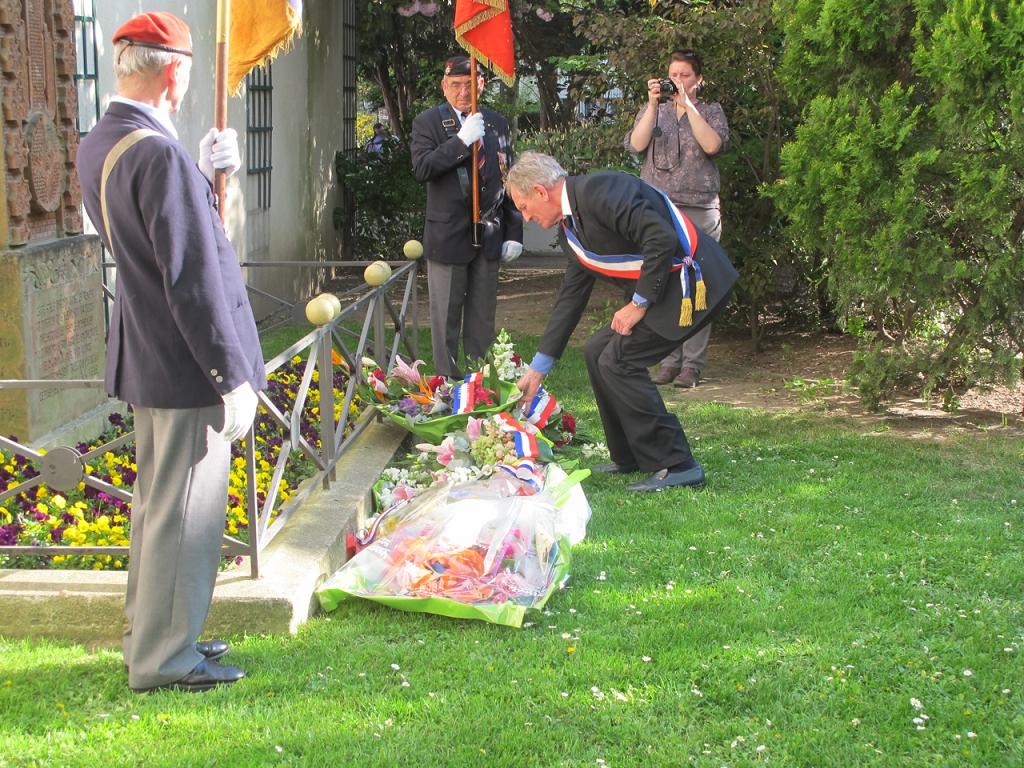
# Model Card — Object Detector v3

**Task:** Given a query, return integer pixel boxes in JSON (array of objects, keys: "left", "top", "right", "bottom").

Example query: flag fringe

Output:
[{"left": 455, "top": 0, "right": 514, "bottom": 86}]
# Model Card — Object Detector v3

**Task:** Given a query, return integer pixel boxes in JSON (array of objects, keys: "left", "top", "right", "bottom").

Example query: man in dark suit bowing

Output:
[
  {"left": 506, "top": 151, "right": 738, "bottom": 492},
  {"left": 411, "top": 55, "right": 524, "bottom": 377}
]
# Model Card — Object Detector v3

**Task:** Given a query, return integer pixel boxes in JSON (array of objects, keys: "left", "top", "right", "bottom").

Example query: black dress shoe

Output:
[
  {"left": 196, "top": 639, "right": 229, "bottom": 662},
  {"left": 626, "top": 464, "right": 706, "bottom": 492},
  {"left": 590, "top": 462, "right": 639, "bottom": 474},
  {"left": 131, "top": 659, "right": 246, "bottom": 693},
  {"left": 125, "top": 640, "right": 228, "bottom": 672}
]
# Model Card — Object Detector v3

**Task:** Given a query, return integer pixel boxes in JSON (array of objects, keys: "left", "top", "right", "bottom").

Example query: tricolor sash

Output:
[{"left": 562, "top": 185, "right": 707, "bottom": 325}]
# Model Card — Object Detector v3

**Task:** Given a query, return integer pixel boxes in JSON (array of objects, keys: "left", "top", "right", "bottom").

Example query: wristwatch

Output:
[{"left": 631, "top": 299, "right": 648, "bottom": 310}]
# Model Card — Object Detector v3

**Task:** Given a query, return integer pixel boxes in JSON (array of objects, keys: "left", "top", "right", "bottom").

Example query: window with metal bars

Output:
[
  {"left": 72, "top": 0, "right": 100, "bottom": 136},
  {"left": 245, "top": 65, "right": 273, "bottom": 210}
]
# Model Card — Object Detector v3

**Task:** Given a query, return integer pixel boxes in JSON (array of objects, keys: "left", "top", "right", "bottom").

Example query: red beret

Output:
[{"left": 112, "top": 12, "right": 192, "bottom": 56}]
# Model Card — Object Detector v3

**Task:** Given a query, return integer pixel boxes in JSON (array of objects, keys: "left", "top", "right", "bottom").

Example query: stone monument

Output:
[{"left": 0, "top": 0, "right": 107, "bottom": 445}]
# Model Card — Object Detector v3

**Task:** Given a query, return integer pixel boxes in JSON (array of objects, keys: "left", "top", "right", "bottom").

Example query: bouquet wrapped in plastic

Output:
[{"left": 318, "top": 464, "right": 591, "bottom": 627}]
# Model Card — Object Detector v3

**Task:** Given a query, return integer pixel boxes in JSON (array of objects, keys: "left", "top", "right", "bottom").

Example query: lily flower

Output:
[{"left": 390, "top": 355, "right": 425, "bottom": 387}]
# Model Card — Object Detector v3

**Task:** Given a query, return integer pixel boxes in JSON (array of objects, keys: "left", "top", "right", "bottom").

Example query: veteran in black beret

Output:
[{"left": 410, "top": 54, "right": 524, "bottom": 377}]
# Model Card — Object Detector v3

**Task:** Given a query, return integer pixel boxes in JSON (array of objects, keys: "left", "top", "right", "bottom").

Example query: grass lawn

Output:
[{"left": 2, "top": 337, "right": 1022, "bottom": 767}]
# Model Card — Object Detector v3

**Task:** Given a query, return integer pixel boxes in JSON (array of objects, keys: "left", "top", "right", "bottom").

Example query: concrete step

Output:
[{"left": 0, "top": 418, "right": 407, "bottom": 646}]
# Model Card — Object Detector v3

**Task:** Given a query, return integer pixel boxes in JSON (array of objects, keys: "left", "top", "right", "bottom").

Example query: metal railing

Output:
[{"left": 0, "top": 259, "right": 420, "bottom": 577}]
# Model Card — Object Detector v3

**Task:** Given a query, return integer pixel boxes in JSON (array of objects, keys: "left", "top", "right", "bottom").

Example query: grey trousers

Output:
[
  {"left": 427, "top": 254, "right": 499, "bottom": 377},
  {"left": 658, "top": 206, "right": 722, "bottom": 373},
  {"left": 124, "top": 404, "right": 231, "bottom": 689}
]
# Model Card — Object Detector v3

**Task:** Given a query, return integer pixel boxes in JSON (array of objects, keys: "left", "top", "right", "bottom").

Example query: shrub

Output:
[{"left": 334, "top": 145, "right": 426, "bottom": 261}]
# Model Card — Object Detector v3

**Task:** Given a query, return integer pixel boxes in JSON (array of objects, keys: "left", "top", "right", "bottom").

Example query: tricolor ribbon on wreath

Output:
[
  {"left": 494, "top": 412, "right": 542, "bottom": 459},
  {"left": 561, "top": 184, "right": 706, "bottom": 326},
  {"left": 521, "top": 387, "right": 559, "bottom": 429}
]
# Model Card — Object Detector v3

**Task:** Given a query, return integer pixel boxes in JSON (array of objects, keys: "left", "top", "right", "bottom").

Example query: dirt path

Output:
[{"left": 494, "top": 267, "right": 1024, "bottom": 440}]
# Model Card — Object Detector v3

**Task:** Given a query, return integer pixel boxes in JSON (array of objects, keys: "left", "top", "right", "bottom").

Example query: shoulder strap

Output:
[{"left": 100, "top": 129, "right": 162, "bottom": 252}]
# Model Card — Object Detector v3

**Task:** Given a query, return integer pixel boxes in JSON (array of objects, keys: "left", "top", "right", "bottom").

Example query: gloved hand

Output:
[
  {"left": 199, "top": 127, "right": 242, "bottom": 183},
  {"left": 500, "top": 240, "right": 523, "bottom": 264},
  {"left": 221, "top": 381, "right": 258, "bottom": 442},
  {"left": 456, "top": 113, "right": 485, "bottom": 147}
]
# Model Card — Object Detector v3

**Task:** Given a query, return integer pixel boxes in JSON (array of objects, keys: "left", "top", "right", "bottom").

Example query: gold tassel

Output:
[
  {"left": 679, "top": 297, "right": 693, "bottom": 327},
  {"left": 695, "top": 279, "right": 707, "bottom": 311}
]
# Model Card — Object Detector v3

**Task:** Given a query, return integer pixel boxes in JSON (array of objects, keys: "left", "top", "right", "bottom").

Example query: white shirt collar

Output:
[
  {"left": 110, "top": 96, "right": 178, "bottom": 139},
  {"left": 560, "top": 179, "right": 572, "bottom": 218}
]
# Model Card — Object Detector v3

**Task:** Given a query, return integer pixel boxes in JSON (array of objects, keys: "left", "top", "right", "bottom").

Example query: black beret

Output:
[{"left": 444, "top": 55, "right": 471, "bottom": 77}]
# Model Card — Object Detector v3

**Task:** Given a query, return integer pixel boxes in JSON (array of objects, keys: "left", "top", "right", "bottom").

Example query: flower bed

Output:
[{"left": 0, "top": 356, "right": 359, "bottom": 570}]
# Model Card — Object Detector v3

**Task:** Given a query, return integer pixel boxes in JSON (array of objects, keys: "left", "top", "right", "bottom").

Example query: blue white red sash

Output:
[{"left": 561, "top": 184, "right": 707, "bottom": 325}]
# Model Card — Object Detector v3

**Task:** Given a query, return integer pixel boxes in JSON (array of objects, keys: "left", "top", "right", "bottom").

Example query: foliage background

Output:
[{"left": 342, "top": 0, "right": 1023, "bottom": 406}]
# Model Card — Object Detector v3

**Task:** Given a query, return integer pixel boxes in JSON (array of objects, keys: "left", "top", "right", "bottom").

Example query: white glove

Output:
[
  {"left": 199, "top": 128, "right": 242, "bottom": 183},
  {"left": 500, "top": 240, "right": 523, "bottom": 264},
  {"left": 221, "top": 381, "right": 258, "bottom": 442},
  {"left": 456, "top": 113, "right": 485, "bottom": 147}
]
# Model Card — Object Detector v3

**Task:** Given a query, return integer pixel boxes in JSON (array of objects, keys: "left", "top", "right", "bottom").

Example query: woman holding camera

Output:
[{"left": 624, "top": 49, "right": 730, "bottom": 388}]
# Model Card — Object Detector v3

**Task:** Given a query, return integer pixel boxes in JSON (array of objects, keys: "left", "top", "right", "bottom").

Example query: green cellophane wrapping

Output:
[{"left": 372, "top": 381, "right": 521, "bottom": 444}]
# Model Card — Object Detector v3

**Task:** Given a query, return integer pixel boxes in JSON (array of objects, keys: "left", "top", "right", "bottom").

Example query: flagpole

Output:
[
  {"left": 214, "top": 0, "right": 231, "bottom": 224},
  {"left": 470, "top": 56, "right": 481, "bottom": 247}
]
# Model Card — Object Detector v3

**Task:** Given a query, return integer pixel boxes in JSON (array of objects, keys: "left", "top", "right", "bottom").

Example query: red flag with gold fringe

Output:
[
  {"left": 454, "top": 0, "right": 515, "bottom": 86},
  {"left": 228, "top": 0, "right": 303, "bottom": 94}
]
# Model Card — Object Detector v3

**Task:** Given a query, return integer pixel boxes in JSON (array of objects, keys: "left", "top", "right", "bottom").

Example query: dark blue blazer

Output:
[
  {"left": 538, "top": 171, "right": 739, "bottom": 359},
  {"left": 410, "top": 104, "right": 523, "bottom": 265},
  {"left": 76, "top": 102, "right": 266, "bottom": 408}
]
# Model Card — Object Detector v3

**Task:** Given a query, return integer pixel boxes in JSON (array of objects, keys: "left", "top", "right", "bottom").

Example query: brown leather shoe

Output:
[
  {"left": 651, "top": 366, "right": 681, "bottom": 385},
  {"left": 673, "top": 367, "right": 700, "bottom": 388}
]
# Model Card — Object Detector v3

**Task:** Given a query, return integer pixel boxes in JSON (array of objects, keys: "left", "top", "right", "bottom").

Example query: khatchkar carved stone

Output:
[{"left": 1, "top": 0, "right": 81, "bottom": 247}]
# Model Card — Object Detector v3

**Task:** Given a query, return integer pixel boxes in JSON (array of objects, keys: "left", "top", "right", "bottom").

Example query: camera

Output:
[{"left": 657, "top": 77, "right": 678, "bottom": 103}]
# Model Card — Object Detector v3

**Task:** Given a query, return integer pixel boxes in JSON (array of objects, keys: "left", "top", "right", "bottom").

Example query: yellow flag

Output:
[{"left": 228, "top": 0, "right": 302, "bottom": 95}]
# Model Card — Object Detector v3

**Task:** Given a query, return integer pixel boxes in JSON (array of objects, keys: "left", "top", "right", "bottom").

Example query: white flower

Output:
[
  {"left": 963, "top": 669, "right": 974, "bottom": 677},
  {"left": 910, "top": 697, "right": 924, "bottom": 711}
]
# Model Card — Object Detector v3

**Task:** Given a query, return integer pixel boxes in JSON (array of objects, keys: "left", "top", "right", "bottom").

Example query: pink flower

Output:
[
  {"left": 390, "top": 355, "right": 425, "bottom": 387},
  {"left": 536, "top": 7, "right": 554, "bottom": 22},
  {"left": 436, "top": 436, "right": 456, "bottom": 466},
  {"left": 393, "top": 485, "right": 417, "bottom": 502},
  {"left": 419, "top": 2, "right": 438, "bottom": 16},
  {"left": 466, "top": 416, "right": 483, "bottom": 441},
  {"left": 397, "top": 1, "right": 419, "bottom": 17}
]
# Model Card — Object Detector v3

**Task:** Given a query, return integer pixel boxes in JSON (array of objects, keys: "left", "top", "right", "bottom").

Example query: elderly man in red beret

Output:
[{"left": 76, "top": 11, "right": 266, "bottom": 693}]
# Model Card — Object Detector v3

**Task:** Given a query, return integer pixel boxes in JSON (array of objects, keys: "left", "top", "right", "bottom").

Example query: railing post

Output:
[
  {"left": 318, "top": 325, "right": 336, "bottom": 486},
  {"left": 410, "top": 261, "right": 420, "bottom": 359},
  {"left": 373, "top": 287, "right": 387, "bottom": 368},
  {"left": 244, "top": 425, "right": 260, "bottom": 578}
]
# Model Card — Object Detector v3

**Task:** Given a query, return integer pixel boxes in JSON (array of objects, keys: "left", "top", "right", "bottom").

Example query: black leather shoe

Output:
[
  {"left": 626, "top": 464, "right": 706, "bottom": 492},
  {"left": 591, "top": 462, "right": 639, "bottom": 474},
  {"left": 196, "top": 639, "right": 229, "bottom": 662},
  {"left": 132, "top": 659, "right": 246, "bottom": 693},
  {"left": 125, "top": 639, "right": 228, "bottom": 673}
]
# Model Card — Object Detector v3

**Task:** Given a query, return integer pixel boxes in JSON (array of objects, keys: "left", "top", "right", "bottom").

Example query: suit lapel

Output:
[{"left": 565, "top": 176, "right": 588, "bottom": 245}]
